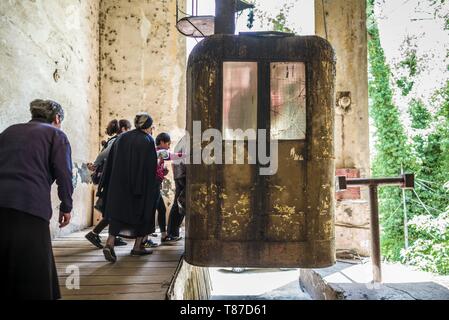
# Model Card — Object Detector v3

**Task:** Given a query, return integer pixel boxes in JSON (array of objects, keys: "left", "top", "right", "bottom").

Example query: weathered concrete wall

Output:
[
  {"left": 0, "top": 0, "right": 100, "bottom": 237},
  {"left": 0, "top": 0, "right": 187, "bottom": 237},
  {"left": 99, "top": 0, "right": 187, "bottom": 203},
  {"left": 315, "top": 0, "right": 370, "bottom": 174},
  {"left": 335, "top": 201, "right": 371, "bottom": 257},
  {"left": 315, "top": 0, "right": 371, "bottom": 256},
  {"left": 99, "top": 0, "right": 186, "bottom": 142}
]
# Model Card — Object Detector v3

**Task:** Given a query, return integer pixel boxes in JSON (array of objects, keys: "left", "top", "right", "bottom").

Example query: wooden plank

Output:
[
  {"left": 58, "top": 275, "right": 173, "bottom": 286},
  {"left": 52, "top": 243, "right": 184, "bottom": 248},
  {"left": 52, "top": 228, "right": 185, "bottom": 300},
  {"left": 60, "top": 284, "right": 167, "bottom": 295},
  {"left": 63, "top": 292, "right": 167, "bottom": 300},
  {"left": 56, "top": 267, "right": 175, "bottom": 277},
  {"left": 55, "top": 261, "right": 179, "bottom": 268},
  {"left": 54, "top": 238, "right": 183, "bottom": 243},
  {"left": 55, "top": 255, "right": 181, "bottom": 263},
  {"left": 52, "top": 242, "right": 184, "bottom": 250},
  {"left": 53, "top": 248, "right": 184, "bottom": 257}
]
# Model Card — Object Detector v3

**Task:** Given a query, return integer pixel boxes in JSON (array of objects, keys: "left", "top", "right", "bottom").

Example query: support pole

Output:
[
  {"left": 401, "top": 166, "right": 409, "bottom": 249},
  {"left": 402, "top": 187, "right": 409, "bottom": 249},
  {"left": 369, "top": 185, "right": 382, "bottom": 283},
  {"left": 215, "top": 0, "right": 236, "bottom": 35}
]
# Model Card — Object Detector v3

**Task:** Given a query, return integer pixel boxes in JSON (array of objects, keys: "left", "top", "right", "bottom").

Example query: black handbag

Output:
[{"left": 91, "top": 161, "right": 104, "bottom": 185}]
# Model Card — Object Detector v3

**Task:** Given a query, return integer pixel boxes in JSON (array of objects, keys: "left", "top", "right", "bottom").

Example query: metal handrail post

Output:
[{"left": 337, "top": 173, "right": 414, "bottom": 284}]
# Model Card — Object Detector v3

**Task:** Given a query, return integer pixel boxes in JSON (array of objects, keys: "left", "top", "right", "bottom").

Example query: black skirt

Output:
[
  {"left": 108, "top": 193, "right": 158, "bottom": 239},
  {"left": 0, "top": 207, "right": 61, "bottom": 300},
  {"left": 108, "top": 216, "right": 155, "bottom": 239}
]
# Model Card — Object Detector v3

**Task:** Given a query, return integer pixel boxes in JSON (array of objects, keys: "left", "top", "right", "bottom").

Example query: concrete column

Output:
[{"left": 315, "top": 0, "right": 371, "bottom": 256}]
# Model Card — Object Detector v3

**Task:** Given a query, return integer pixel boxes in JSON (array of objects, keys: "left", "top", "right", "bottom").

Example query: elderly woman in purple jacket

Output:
[{"left": 0, "top": 99, "right": 73, "bottom": 300}]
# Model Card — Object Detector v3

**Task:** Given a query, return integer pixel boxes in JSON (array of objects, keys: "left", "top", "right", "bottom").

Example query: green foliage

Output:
[
  {"left": 247, "top": 8, "right": 255, "bottom": 29},
  {"left": 395, "top": 37, "right": 420, "bottom": 96},
  {"left": 436, "top": 77, "right": 449, "bottom": 119},
  {"left": 399, "top": 47, "right": 418, "bottom": 77},
  {"left": 412, "top": 83, "right": 449, "bottom": 219},
  {"left": 272, "top": 10, "right": 293, "bottom": 33},
  {"left": 368, "top": 0, "right": 449, "bottom": 272},
  {"left": 396, "top": 77, "right": 415, "bottom": 96},
  {"left": 368, "top": 0, "right": 416, "bottom": 261},
  {"left": 367, "top": 1, "right": 414, "bottom": 172},
  {"left": 253, "top": 1, "right": 297, "bottom": 34},
  {"left": 409, "top": 99, "right": 431, "bottom": 129},
  {"left": 401, "top": 210, "right": 449, "bottom": 275}
]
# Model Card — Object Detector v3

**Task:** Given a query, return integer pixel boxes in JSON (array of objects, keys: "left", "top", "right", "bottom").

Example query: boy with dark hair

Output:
[{"left": 144, "top": 133, "right": 186, "bottom": 247}]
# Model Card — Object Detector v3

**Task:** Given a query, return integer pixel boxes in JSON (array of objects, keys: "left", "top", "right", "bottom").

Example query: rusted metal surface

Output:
[
  {"left": 215, "top": 0, "right": 236, "bottom": 35},
  {"left": 344, "top": 176, "right": 414, "bottom": 188},
  {"left": 186, "top": 34, "right": 337, "bottom": 268}
]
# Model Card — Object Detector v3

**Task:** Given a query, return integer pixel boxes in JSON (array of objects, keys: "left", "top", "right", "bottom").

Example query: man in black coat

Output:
[{"left": 99, "top": 112, "right": 158, "bottom": 262}]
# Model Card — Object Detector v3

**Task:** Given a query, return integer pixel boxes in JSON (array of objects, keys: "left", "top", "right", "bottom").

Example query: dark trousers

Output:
[
  {"left": 0, "top": 207, "right": 60, "bottom": 300},
  {"left": 93, "top": 218, "right": 109, "bottom": 235},
  {"left": 157, "top": 193, "right": 167, "bottom": 233},
  {"left": 93, "top": 195, "right": 109, "bottom": 234},
  {"left": 155, "top": 182, "right": 167, "bottom": 233},
  {"left": 167, "top": 178, "right": 186, "bottom": 237}
]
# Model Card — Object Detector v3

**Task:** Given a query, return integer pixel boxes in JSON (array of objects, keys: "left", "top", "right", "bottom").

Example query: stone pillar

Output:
[{"left": 315, "top": 0, "right": 371, "bottom": 257}]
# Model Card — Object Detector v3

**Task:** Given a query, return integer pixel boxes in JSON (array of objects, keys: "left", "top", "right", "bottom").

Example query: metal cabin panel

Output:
[{"left": 185, "top": 34, "right": 336, "bottom": 268}]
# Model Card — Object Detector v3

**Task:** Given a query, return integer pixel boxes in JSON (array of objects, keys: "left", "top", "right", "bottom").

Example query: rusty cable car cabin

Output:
[{"left": 185, "top": 32, "right": 336, "bottom": 268}]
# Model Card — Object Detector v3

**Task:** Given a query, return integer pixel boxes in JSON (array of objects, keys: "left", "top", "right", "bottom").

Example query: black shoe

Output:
[
  {"left": 114, "top": 237, "right": 128, "bottom": 247},
  {"left": 85, "top": 232, "right": 103, "bottom": 249},
  {"left": 131, "top": 249, "right": 153, "bottom": 256},
  {"left": 103, "top": 246, "right": 117, "bottom": 263},
  {"left": 143, "top": 239, "right": 159, "bottom": 248},
  {"left": 161, "top": 236, "right": 182, "bottom": 245}
]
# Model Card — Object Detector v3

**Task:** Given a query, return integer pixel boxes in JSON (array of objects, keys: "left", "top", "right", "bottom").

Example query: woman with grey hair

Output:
[
  {"left": 98, "top": 112, "right": 158, "bottom": 262},
  {"left": 0, "top": 99, "right": 73, "bottom": 299}
]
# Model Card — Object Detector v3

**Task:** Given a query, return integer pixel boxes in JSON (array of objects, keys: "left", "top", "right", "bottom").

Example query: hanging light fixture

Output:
[{"left": 176, "top": 0, "right": 254, "bottom": 38}]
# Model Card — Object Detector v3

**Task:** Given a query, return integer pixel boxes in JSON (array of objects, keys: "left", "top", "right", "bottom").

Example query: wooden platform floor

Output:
[{"left": 52, "top": 229, "right": 184, "bottom": 300}]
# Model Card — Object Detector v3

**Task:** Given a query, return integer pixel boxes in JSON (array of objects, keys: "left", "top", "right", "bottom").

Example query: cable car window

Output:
[
  {"left": 270, "top": 62, "right": 307, "bottom": 140},
  {"left": 223, "top": 62, "right": 258, "bottom": 140}
]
